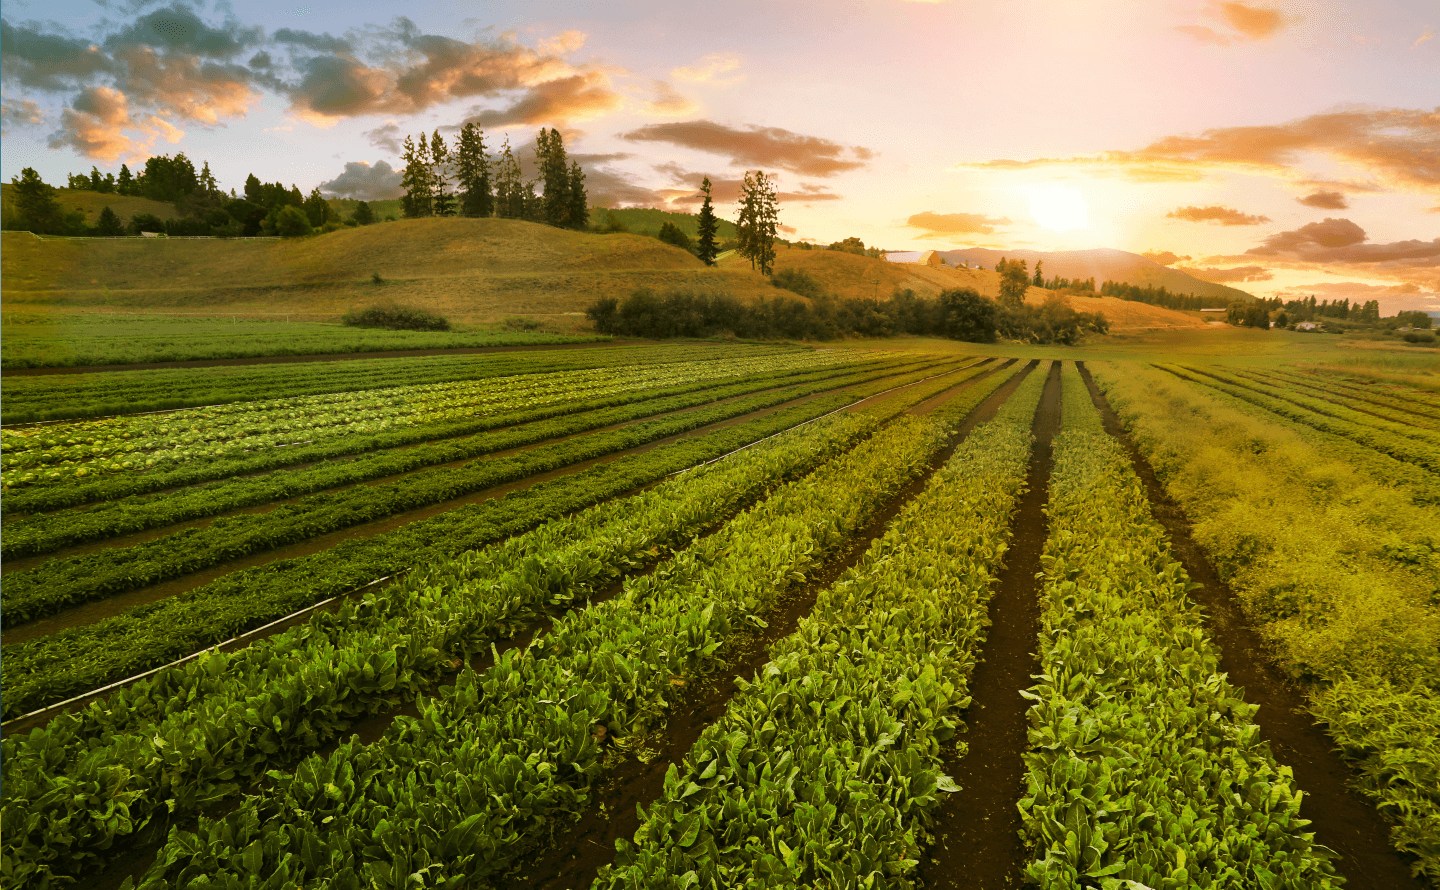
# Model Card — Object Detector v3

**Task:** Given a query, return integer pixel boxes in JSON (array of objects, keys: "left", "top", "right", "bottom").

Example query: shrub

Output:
[
  {"left": 770, "top": 268, "right": 825, "bottom": 300},
  {"left": 657, "top": 221, "right": 691, "bottom": 251},
  {"left": 127, "top": 213, "right": 166, "bottom": 235},
  {"left": 342, "top": 303, "right": 450, "bottom": 331},
  {"left": 1403, "top": 331, "right": 1436, "bottom": 344},
  {"left": 274, "top": 205, "right": 312, "bottom": 238}
]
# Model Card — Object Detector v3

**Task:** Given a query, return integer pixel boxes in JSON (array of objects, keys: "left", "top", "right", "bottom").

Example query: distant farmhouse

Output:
[
  {"left": 883, "top": 250, "right": 944, "bottom": 267},
  {"left": 1295, "top": 321, "right": 1322, "bottom": 331}
]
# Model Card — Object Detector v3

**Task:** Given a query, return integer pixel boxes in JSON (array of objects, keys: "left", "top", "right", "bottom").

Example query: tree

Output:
[
  {"left": 938, "top": 288, "right": 997, "bottom": 343},
  {"left": 95, "top": 206, "right": 124, "bottom": 236},
  {"left": 117, "top": 164, "right": 134, "bottom": 196},
  {"left": 1033, "top": 259, "right": 1044, "bottom": 288},
  {"left": 9, "top": 168, "right": 69, "bottom": 234},
  {"left": 997, "top": 258, "right": 1030, "bottom": 307},
  {"left": 535, "top": 127, "right": 573, "bottom": 228},
  {"left": 695, "top": 176, "right": 719, "bottom": 266},
  {"left": 566, "top": 160, "right": 587, "bottom": 230},
  {"left": 199, "top": 161, "right": 219, "bottom": 196},
  {"left": 303, "top": 187, "right": 330, "bottom": 228},
  {"left": 127, "top": 213, "right": 166, "bottom": 235},
  {"left": 737, "top": 170, "right": 778, "bottom": 275},
  {"left": 275, "top": 204, "right": 312, "bottom": 237},
  {"left": 828, "top": 237, "right": 866, "bottom": 255},
  {"left": 430, "top": 130, "right": 456, "bottom": 217},
  {"left": 657, "top": 221, "right": 692, "bottom": 251},
  {"left": 353, "top": 201, "right": 375, "bottom": 226},
  {"left": 400, "top": 134, "right": 433, "bottom": 218},
  {"left": 493, "top": 138, "right": 525, "bottom": 219},
  {"left": 454, "top": 122, "right": 493, "bottom": 218}
]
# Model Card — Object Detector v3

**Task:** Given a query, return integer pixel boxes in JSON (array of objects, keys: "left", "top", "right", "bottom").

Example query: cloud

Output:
[
  {"left": 955, "top": 106, "right": 1440, "bottom": 195},
  {"left": 671, "top": 53, "right": 743, "bottom": 85},
  {"left": 537, "top": 30, "right": 586, "bottom": 56},
  {"left": 650, "top": 163, "right": 841, "bottom": 207},
  {"left": 1, "top": 20, "right": 116, "bottom": 91},
  {"left": 1178, "top": 2, "right": 1288, "bottom": 45},
  {"left": 1, "top": 97, "right": 43, "bottom": 132},
  {"left": 1166, "top": 205, "right": 1270, "bottom": 225},
  {"left": 1245, "top": 218, "right": 1440, "bottom": 270},
  {"left": 318, "top": 159, "right": 404, "bottom": 200},
  {"left": 104, "top": 6, "right": 264, "bottom": 59},
  {"left": 463, "top": 71, "right": 622, "bottom": 129},
  {"left": 642, "top": 81, "right": 698, "bottom": 117},
  {"left": 1142, "top": 250, "right": 1192, "bottom": 265},
  {"left": 48, "top": 85, "right": 137, "bottom": 161},
  {"left": 1174, "top": 264, "right": 1274, "bottom": 282},
  {"left": 621, "top": 120, "right": 873, "bottom": 177},
  {"left": 905, "top": 211, "right": 1012, "bottom": 235},
  {"left": 1414, "top": 28, "right": 1435, "bottom": 49},
  {"left": 1298, "top": 189, "right": 1349, "bottom": 209},
  {"left": 363, "top": 121, "right": 403, "bottom": 153},
  {"left": 1218, "top": 2, "right": 1286, "bottom": 40},
  {"left": 1253, "top": 217, "right": 1366, "bottom": 251}
]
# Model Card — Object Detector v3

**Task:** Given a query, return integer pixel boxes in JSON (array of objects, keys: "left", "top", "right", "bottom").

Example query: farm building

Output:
[{"left": 883, "top": 250, "right": 943, "bottom": 267}]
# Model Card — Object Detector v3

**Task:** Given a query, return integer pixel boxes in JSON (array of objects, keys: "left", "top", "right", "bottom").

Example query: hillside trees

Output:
[
  {"left": 274, "top": 205, "right": 312, "bottom": 237},
  {"left": 95, "top": 206, "right": 124, "bottom": 237},
  {"left": 493, "top": 138, "right": 525, "bottom": 220},
  {"left": 1225, "top": 301, "right": 1272, "bottom": 329},
  {"left": 1032, "top": 259, "right": 1044, "bottom": 287},
  {"left": 454, "top": 123, "right": 493, "bottom": 218},
  {"left": 997, "top": 257, "right": 1030, "bottom": 307},
  {"left": 352, "top": 201, "right": 375, "bottom": 226},
  {"left": 737, "top": 170, "right": 778, "bottom": 275},
  {"left": 657, "top": 221, "right": 692, "bottom": 251},
  {"left": 696, "top": 176, "right": 719, "bottom": 265},
  {"left": 400, "top": 134, "right": 434, "bottom": 219},
  {"left": 429, "top": 131, "right": 456, "bottom": 217},
  {"left": 116, "top": 164, "right": 134, "bottom": 195},
  {"left": 303, "top": 187, "right": 330, "bottom": 228},
  {"left": 6, "top": 168, "right": 83, "bottom": 235}
]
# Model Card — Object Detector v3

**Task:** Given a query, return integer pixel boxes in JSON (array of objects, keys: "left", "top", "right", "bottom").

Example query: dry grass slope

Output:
[
  {"left": 0, "top": 184, "right": 179, "bottom": 227},
  {"left": 1, "top": 218, "right": 783, "bottom": 325}
]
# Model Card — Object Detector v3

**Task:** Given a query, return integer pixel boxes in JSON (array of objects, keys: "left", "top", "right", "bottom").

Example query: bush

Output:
[
  {"left": 341, "top": 303, "right": 450, "bottom": 331},
  {"left": 501, "top": 316, "right": 544, "bottom": 332},
  {"left": 657, "top": 221, "right": 691, "bottom": 251},
  {"left": 127, "top": 213, "right": 166, "bottom": 235},
  {"left": 1403, "top": 331, "right": 1436, "bottom": 344},
  {"left": 274, "top": 205, "right": 312, "bottom": 238},
  {"left": 770, "top": 268, "right": 825, "bottom": 300}
]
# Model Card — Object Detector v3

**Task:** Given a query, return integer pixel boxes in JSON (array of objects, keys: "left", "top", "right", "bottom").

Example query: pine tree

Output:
[
  {"left": 430, "top": 130, "right": 456, "bottom": 217},
  {"left": 536, "top": 128, "right": 572, "bottom": 228},
  {"left": 96, "top": 206, "right": 124, "bottom": 236},
  {"left": 303, "top": 187, "right": 329, "bottom": 227},
  {"left": 400, "top": 134, "right": 434, "bottom": 218},
  {"left": 117, "top": 164, "right": 133, "bottom": 196},
  {"left": 695, "top": 176, "right": 719, "bottom": 266},
  {"left": 737, "top": 172, "right": 759, "bottom": 271},
  {"left": 493, "top": 138, "right": 524, "bottom": 219},
  {"left": 353, "top": 201, "right": 374, "bottom": 226},
  {"left": 1033, "top": 259, "right": 1044, "bottom": 288},
  {"left": 754, "top": 171, "right": 778, "bottom": 276},
  {"left": 199, "top": 162, "right": 218, "bottom": 196},
  {"left": 566, "top": 160, "right": 587, "bottom": 230},
  {"left": 9, "top": 168, "right": 66, "bottom": 234},
  {"left": 454, "top": 122, "right": 493, "bottom": 218},
  {"left": 89, "top": 167, "right": 104, "bottom": 192}
]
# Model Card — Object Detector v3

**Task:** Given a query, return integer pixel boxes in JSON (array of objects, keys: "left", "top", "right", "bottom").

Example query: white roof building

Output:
[{"left": 883, "top": 250, "right": 943, "bottom": 267}]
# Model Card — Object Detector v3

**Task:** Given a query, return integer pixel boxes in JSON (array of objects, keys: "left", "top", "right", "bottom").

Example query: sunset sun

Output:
[{"left": 1027, "top": 186, "right": 1089, "bottom": 231}]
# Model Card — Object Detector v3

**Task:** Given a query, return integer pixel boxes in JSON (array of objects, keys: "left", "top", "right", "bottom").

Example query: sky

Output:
[{"left": 2, "top": 0, "right": 1437, "bottom": 313}]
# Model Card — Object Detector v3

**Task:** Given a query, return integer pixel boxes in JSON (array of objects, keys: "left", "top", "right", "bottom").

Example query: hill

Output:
[
  {"left": 719, "top": 245, "right": 1204, "bottom": 331},
  {"left": 587, "top": 207, "right": 738, "bottom": 241},
  {"left": 937, "top": 247, "right": 1256, "bottom": 304},
  {"left": 0, "top": 217, "right": 779, "bottom": 326},
  {"left": 0, "top": 185, "right": 179, "bottom": 228},
  {"left": 325, "top": 197, "right": 405, "bottom": 222}
]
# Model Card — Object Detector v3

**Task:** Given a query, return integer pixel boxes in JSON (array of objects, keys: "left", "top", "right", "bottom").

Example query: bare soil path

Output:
[
  {"left": 917, "top": 359, "right": 1059, "bottom": 890},
  {"left": 1078, "top": 362, "right": 1423, "bottom": 890}
]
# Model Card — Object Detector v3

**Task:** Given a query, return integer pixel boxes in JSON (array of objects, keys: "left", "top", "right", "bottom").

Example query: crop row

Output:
[
  {"left": 1199, "top": 366, "right": 1440, "bottom": 449},
  {"left": 0, "top": 341, "right": 803, "bottom": 424},
  {"left": 1, "top": 359, "right": 914, "bottom": 559},
  {"left": 125, "top": 396, "right": 959, "bottom": 888},
  {"left": 0, "top": 402, "right": 888, "bottom": 887},
  {"left": 594, "top": 363, "right": 1047, "bottom": 888},
  {"left": 1, "top": 351, "right": 866, "bottom": 487},
  {"left": 1018, "top": 364, "right": 1343, "bottom": 889},
  {"left": 1240, "top": 368, "right": 1440, "bottom": 428},
  {"left": 1162, "top": 364, "right": 1440, "bottom": 476},
  {"left": 1093, "top": 362, "right": 1440, "bottom": 883},
  {"left": 0, "top": 355, "right": 909, "bottom": 517},
  {"left": 1, "top": 361, "right": 1005, "bottom": 721},
  {"left": 1, "top": 363, "right": 955, "bottom": 626}
]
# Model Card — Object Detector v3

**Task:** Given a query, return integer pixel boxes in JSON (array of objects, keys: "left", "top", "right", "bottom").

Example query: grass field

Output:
[
  {"left": 1, "top": 337, "right": 1436, "bottom": 888},
  {"left": 0, "top": 184, "right": 179, "bottom": 228}
]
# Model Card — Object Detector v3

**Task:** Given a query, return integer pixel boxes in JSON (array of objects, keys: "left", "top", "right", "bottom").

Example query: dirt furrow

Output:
[
  {"left": 502, "top": 361, "right": 1041, "bottom": 890},
  {"left": 1077, "top": 362, "right": 1423, "bottom": 890},
  {"left": 917, "top": 359, "right": 1059, "bottom": 890}
]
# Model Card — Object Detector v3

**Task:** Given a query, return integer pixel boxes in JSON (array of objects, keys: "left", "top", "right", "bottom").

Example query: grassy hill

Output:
[
  {"left": 325, "top": 197, "right": 405, "bottom": 222},
  {"left": 938, "top": 247, "right": 1256, "bottom": 303},
  {"left": 588, "top": 207, "right": 738, "bottom": 241},
  {"left": 1, "top": 217, "right": 779, "bottom": 327},
  {"left": 0, "top": 185, "right": 179, "bottom": 228},
  {"left": 720, "top": 245, "right": 1204, "bottom": 331}
]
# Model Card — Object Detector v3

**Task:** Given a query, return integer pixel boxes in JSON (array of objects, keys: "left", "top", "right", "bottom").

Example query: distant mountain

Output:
[{"left": 937, "top": 247, "right": 1257, "bottom": 303}]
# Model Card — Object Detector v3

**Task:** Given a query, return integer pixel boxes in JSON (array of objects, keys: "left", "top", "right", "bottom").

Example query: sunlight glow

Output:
[{"left": 1027, "top": 186, "right": 1090, "bottom": 231}]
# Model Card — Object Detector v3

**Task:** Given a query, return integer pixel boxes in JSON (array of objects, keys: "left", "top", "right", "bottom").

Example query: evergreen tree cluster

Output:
[
  {"left": 400, "top": 125, "right": 587, "bottom": 229},
  {"left": 1099, "top": 279, "right": 1230, "bottom": 311},
  {"left": 736, "top": 171, "right": 778, "bottom": 275},
  {"left": 1279, "top": 294, "right": 1381, "bottom": 323}
]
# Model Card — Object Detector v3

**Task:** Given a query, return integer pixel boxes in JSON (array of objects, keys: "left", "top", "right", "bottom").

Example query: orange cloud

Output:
[
  {"left": 652, "top": 164, "right": 841, "bottom": 206},
  {"left": 1167, "top": 205, "right": 1270, "bottom": 225},
  {"left": 1143, "top": 250, "right": 1192, "bottom": 265},
  {"left": 672, "top": 54, "right": 743, "bottom": 86},
  {"left": 1, "top": 98, "right": 43, "bottom": 132},
  {"left": 906, "top": 211, "right": 1012, "bottom": 235},
  {"left": 49, "top": 86, "right": 135, "bottom": 161},
  {"left": 956, "top": 107, "right": 1440, "bottom": 195},
  {"left": 1298, "top": 189, "right": 1348, "bottom": 209},
  {"left": 1218, "top": 2, "right": 1286, "bottom": 40},
  {"left": 1241, "top": 218, "right": 1440, "bottom": 285},
  {"left": 464, "top": 71, "right": 622, "bottom": 128},
  {"left": 622, "top": 120, "right": 873, "bottom": 177}
]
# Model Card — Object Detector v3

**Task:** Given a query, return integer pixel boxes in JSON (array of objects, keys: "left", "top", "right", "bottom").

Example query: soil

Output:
[
  {"left": 2, "top": 364, "right": 955, "bottom": 647},
  {"left": 917, "top": 359, "right": 1060, "bottom": 890},
  {"left": 500, "top": 360, "right": 1041, "bottom": 890},
  {"left": 1076, "top": 362, "right": 1423, "bottom": 890},
  {"left": 0, "top": 339, "right": 652, "bottom": 376}
]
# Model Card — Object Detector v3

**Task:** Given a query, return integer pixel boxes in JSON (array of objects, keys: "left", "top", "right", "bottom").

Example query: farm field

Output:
[
  {"left": 2, "top": 339, "right": 1438, "bottom": 890},
  {"left": 0, "top": 310, "right": 606, "bottom": 369}
]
